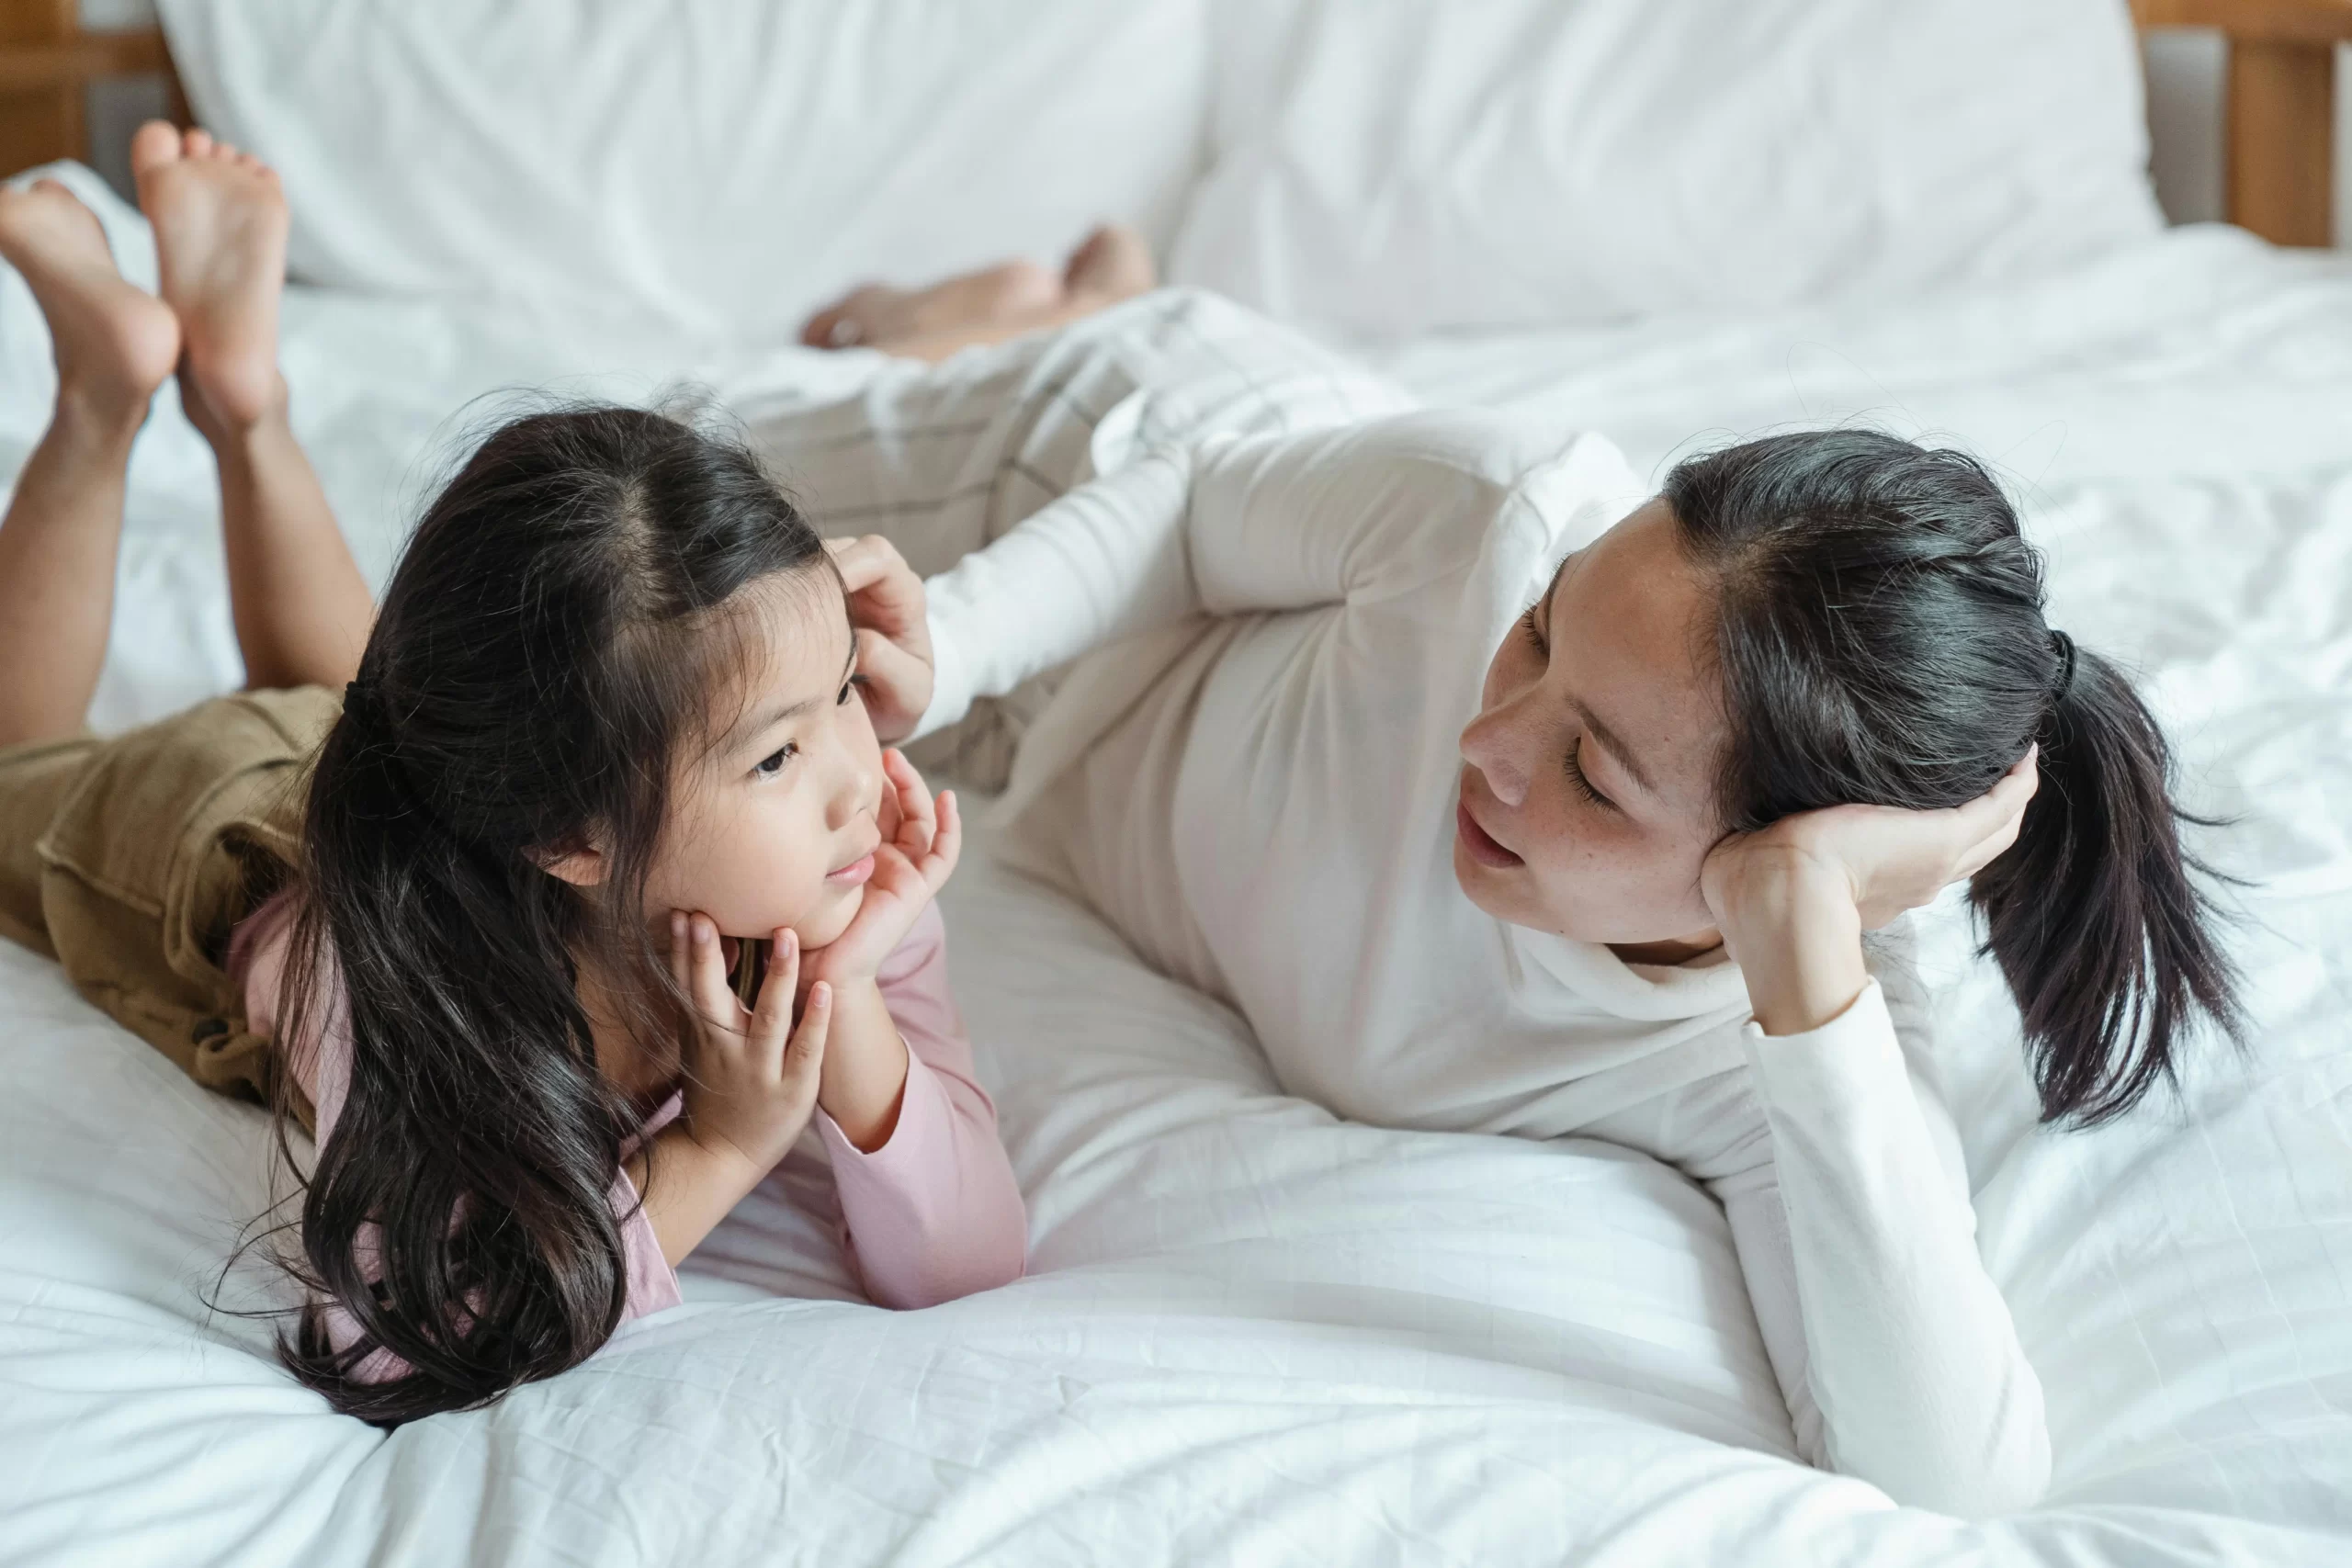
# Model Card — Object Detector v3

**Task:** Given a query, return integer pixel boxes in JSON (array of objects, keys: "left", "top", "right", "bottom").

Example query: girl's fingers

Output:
[
  {"left": 669, "top": 909, "right": 692, "bottom": 998},
  {"left": 924, "top": 789, "right": 963, "bottom": 888},
  {"left": 688, "top": 914, "right": 742, "bottom": 1034},
  {"left": 782, "top": 981, "right": 832, "bottom": 1103},
  {"left": 747, "top": 928, "right": 798, "bottom": 1063},
  {"left": 885, "top": 749, "right": 936, "bottom": 856}
]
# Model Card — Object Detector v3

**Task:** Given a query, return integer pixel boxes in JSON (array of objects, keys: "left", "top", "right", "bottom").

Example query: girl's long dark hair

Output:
[
  {"left": 1665, "top": 430, "right": 2242, "bottom": 1124},
  {"left": 277, "top": 405, "right": 825, "bottom": 1424}
]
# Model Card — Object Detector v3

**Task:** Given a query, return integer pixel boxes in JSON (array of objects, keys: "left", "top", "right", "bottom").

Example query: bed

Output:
[{"left": 3, "top": 4, "right": 2350, "bottom": 1565}]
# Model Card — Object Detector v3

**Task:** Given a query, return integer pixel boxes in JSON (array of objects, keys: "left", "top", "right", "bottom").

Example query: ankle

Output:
[
  {"left": 187, "top": 369, "right": 290, "bottom": 449},
  {"left": 50, "top": 378, "right": 154, "bottom": 448}
]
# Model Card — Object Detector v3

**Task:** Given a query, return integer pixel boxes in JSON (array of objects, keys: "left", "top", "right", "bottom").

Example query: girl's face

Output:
[
  {"left": 1454, "top": 500, "right": 1731, "bottom": 950},
  {"left": 648, "top": 577, "right": 885, "bottom": 951}
]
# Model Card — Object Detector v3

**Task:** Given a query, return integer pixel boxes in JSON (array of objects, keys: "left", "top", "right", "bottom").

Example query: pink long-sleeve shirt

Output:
[{"left": 232, "top": 896, "right": 1025, "bottom": 1377}]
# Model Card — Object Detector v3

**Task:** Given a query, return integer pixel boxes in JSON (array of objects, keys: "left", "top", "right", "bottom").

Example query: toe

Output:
[
  {"left": 184, "top": 129, "right": 214, "bottom": 158},
  {"left": 130, "top": 120, "right": 182, "bottom": 175}
]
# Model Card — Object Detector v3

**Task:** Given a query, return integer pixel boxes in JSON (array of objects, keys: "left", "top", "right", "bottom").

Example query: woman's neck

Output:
[{"left": 1609, "top": 928, "right": 1725, "bottom": 967}]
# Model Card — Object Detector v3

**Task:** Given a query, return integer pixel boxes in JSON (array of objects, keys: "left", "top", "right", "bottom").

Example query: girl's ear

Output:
[{"left": 530, "top": 838, "right": 607, "bottom": 888}]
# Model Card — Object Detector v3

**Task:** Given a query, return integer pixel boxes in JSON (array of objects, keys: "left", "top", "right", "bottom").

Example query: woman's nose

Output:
[{"left": 1460, "top": 703, "right": 1532, "bottom": 808}]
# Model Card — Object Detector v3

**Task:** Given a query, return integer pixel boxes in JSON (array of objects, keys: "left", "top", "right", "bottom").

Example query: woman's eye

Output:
[
  {"left": 1567, "top": 745, "right": 1616, "bottom": 810},
  {"left": 840, "top": 674, "right": 870, "bottom": 706},
  {"left": 753, "top": 742, "right": 797, "bottom": 779},
  {"left": 1520, "top": 605, "right": 1546, "bottom": 649}
]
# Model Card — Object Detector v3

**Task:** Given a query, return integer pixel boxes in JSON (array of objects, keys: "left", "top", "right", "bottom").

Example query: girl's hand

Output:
[
  {"left": 803, "top": 749, "right": 961, "bottom": 987},
  {"left": 1700, "top": 750, "right": 2038, "bottom": 1034},
  {"left": 671, "top": 910, "right": 833, "bottom": 1178},
  {"left": 827, "top": 535, "right": 933, "bottom": 744}
]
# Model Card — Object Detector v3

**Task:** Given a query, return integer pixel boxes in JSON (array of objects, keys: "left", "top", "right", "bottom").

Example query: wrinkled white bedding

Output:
[{"left": 2, "top": 173, "right": 2348, "bottom": 1565}]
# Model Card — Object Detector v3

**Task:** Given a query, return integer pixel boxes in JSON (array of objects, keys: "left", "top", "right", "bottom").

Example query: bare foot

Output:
[
  {"left": 0, "top": 179, "right": 179, "bottom": 423},
  {"left": 1061, "top": 224, "right": 1156, "bottom": 308},
  {"left": 130, "top": 120, "right": 289, "bottom": 433},
  {"left": 801, "top": 258, "right": 1063, "bottom": 352}
]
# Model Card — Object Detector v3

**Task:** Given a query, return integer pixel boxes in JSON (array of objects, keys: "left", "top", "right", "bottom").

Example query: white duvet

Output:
[{"left": 2, "top": 171, "right": 2348, "bottom": 1566}]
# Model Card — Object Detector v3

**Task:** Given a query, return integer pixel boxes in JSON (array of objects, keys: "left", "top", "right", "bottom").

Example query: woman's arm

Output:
[
  {"left": 1715, "top": 974, "right": 2051, "bottom": 1516},
  {"left": 910, "top": 412, "right": 1640, "bottom": 740},
  {"left": 1701, "top": 758, "right": 2050, "bottom": 1515}
]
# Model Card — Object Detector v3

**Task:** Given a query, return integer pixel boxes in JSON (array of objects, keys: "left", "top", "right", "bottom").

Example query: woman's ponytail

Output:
[
  {"left": 1667, "top": 430, "right": 2244, "bottom": 1132},
  {"left": 1969, "top": 639, "right": 2244, "bottom": 1124}
]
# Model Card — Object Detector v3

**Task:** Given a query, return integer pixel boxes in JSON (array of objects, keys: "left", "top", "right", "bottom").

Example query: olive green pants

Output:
[{"left": 0, "top": 686, "right": 338, "bottom": 1113}]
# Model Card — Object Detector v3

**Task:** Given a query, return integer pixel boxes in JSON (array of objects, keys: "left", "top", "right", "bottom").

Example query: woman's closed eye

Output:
[
  {"left": 839, "top": 674, "right": 868, "bottom": 706},
  {"left": 1567, "top": 741, "right": 1616, "bottom": 810},
  {"left": 752, "top": 741, "right": 798, "bottom": 780}
]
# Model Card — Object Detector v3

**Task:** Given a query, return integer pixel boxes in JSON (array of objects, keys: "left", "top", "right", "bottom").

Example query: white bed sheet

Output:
[{"left": 2, "top": 173, "right": 2349, "bottom": 1565}]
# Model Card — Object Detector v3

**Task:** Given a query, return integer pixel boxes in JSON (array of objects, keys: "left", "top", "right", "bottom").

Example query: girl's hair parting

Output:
[
  {"left": 276, "top": 403, "right": 828, "bottom": 1425},
  {"left": 1663, "top": 429, "right": 2243, "bottom": 1125}
]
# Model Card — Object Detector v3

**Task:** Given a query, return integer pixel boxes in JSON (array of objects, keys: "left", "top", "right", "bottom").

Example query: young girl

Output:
[
  {"left": 759, "top": 277, "right": 2241, "bottom": 1517},
  {"left": 0, "top": 128, "right": 1025, "bottom": 1427}
]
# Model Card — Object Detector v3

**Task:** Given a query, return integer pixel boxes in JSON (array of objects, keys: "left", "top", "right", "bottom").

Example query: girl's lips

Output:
[
  {"left": 826, "top": 853, "right": 876, "bottom": 886},
  {"left": 1456, "top": 795, "right": 1524, "bottom": 869}
]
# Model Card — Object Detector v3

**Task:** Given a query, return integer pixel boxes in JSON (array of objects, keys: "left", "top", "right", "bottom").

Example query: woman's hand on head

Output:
[
  {"left": 827, "top": 535, "right": 933, "bottom": 744},
  {"left": 670, "top": 908, "right": 832, "bottom": 1179},
  {"left": 802, "top": 748, "right": 962, "bottom": 987},
  {"left": 1701, "top": 749, "right": 2037, "bottom": 1035},
  {"left": 1702, "top": 749, "right": 2039, "bottom": 933}
]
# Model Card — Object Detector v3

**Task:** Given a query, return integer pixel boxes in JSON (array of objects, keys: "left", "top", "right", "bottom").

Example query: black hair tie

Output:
[{"left": 2047, "top": 630, "right": 2078, "bottom": 705}]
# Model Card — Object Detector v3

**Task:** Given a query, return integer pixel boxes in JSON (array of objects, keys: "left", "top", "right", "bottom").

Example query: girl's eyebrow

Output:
[{"left": 727, "top": 619, "right": 859, "bottom": 754}]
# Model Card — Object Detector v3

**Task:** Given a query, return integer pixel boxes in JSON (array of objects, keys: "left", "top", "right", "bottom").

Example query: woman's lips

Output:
[
  {"left": 1455, "top": 795, "right": 1523, "bottom": 869},
  {"left": 826, "top": 852, "right": 876, "bottom": 886}
]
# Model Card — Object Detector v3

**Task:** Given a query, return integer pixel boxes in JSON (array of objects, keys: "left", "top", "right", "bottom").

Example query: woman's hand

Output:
[
  {"left": 802, "top": 748, "right": 962, "bottom": 989},
  {"left": 1701, "top": 750, "right": 2039, "bottom": 1035},
  {"left": 828, "top": 535, "right": 933, "bottom": 744},
  {"left": 672, "top": 910, "right": 833, "bottom": 1176}
]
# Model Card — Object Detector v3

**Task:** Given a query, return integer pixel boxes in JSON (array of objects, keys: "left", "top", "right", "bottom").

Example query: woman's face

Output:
[{"left": 1454, "top": 499, "right": 1731, "bottom": 949}]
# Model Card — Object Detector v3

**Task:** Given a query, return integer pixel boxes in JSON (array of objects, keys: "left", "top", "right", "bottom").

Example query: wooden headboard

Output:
[{"left": 2, "top": 0, "right": 2347, "bottom": 246}]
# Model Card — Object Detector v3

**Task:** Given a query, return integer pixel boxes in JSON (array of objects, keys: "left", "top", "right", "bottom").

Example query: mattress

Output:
[{"left": 2, "top": 172, "right": 2348, "bottom": 1565}]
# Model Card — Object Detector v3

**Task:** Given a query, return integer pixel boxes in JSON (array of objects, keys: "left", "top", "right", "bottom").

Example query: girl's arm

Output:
[
  {"left": 794, "top": 751, "right": 1024, "bottom": 1305},
  {"left": 639, "top": 917, "right": 835, "bottom": 1267},
  {"left": 1701, "top": 758, "right": 2050, "bottom": 1516},
  {"left": 816, "top": 901, "right": 1028, "bottom": 1308}
]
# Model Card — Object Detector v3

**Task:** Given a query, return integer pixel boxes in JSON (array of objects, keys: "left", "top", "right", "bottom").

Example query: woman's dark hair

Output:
[
  {"left": 276, "top": 404, "right": 827, "bottom": 1425},
  {"left": 1665, "top": 429, "right": 2241, "bottom": 1125}
]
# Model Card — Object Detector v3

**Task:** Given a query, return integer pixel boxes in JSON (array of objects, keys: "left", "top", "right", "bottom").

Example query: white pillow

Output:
[
  {"left": 1167, "top": 0, "right": 2165, "bottom": 340},
  {"left": 156, "top": 0, "right": 1209, "bottom": 341}
]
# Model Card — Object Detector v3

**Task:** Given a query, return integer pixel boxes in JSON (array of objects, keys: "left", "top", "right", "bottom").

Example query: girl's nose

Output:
[{"left": 831, "top": 737, "right": 881, "bottom": 830}]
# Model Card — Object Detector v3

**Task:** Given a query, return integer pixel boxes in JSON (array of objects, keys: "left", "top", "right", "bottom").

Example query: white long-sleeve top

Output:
[{"left": 909, "top": 402, "right": 2051, "bottom": 1515}]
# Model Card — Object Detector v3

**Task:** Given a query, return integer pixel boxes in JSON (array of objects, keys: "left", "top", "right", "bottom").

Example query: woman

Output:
[{"left": 756, "top": 275, "right": 2239, "bottom": 1516}]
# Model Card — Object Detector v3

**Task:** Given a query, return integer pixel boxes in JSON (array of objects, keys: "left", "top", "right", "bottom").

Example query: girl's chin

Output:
[{"left": 791, "top": 884, "right": 865, "bottom": 949}]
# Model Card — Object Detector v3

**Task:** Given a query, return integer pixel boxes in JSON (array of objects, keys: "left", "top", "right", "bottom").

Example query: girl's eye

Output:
[
  {"left": 840, "top": 674, "right": 870, "bottom": 706},
  {"left": 753, "top": 742, "right": 798, "bottom": 780},
  {"left": 1566, "top": 743, "right": 1616, "bottom": 810}
]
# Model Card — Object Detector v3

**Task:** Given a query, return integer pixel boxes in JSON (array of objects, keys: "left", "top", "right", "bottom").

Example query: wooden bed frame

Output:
[{"left": 1, "top": 0, "right": 2348, "bottom": 247}]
